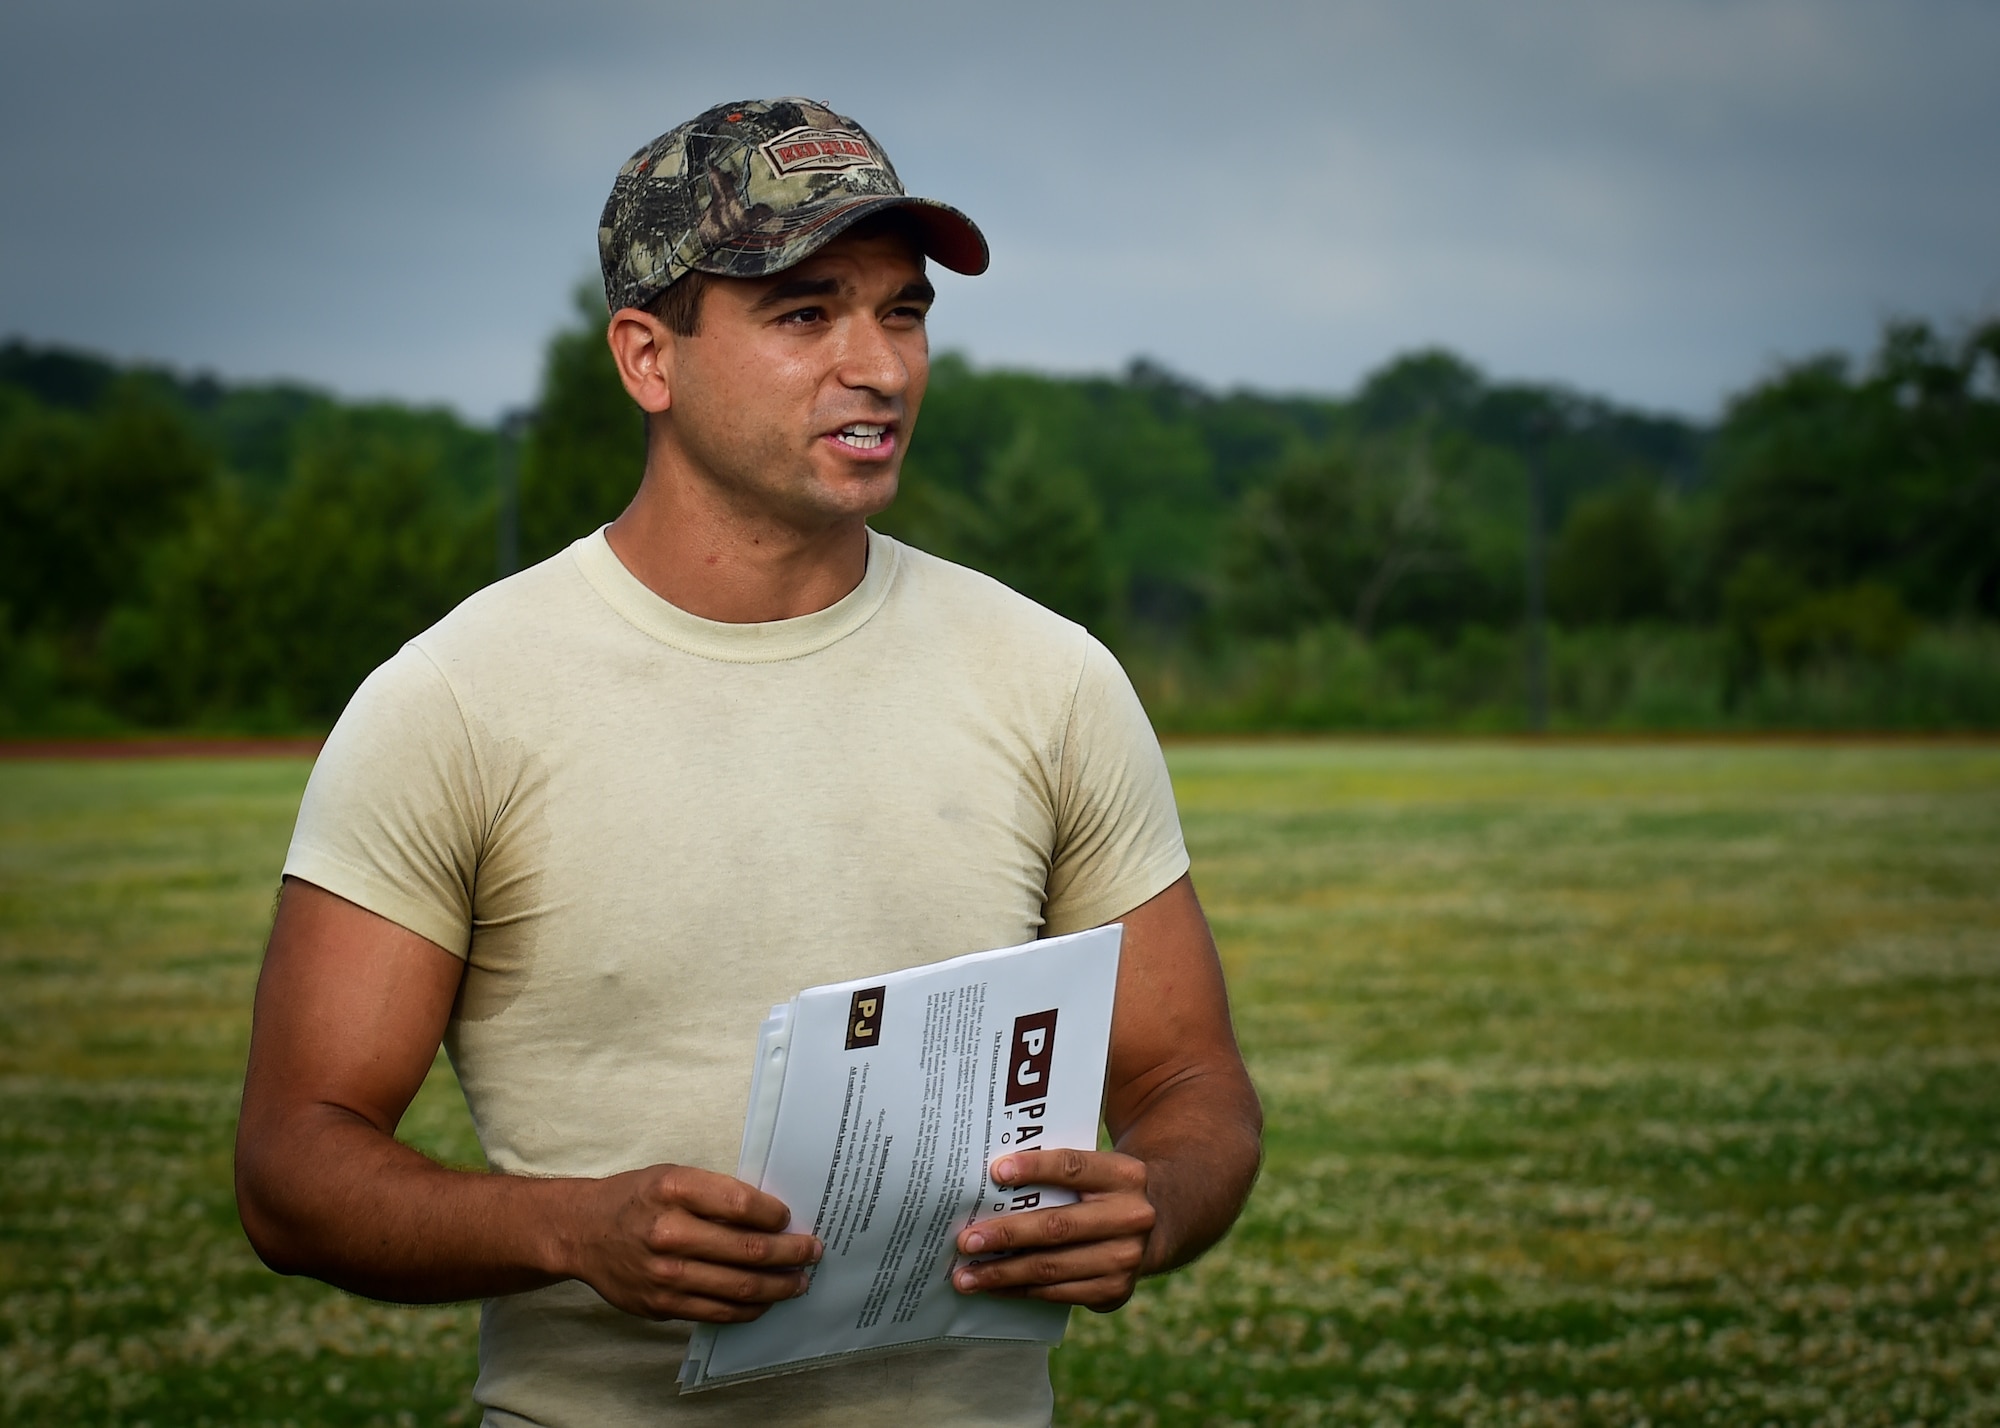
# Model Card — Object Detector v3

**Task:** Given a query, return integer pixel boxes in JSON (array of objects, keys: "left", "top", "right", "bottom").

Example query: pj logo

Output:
[
  {"left": 845, "top": 986, "right": 886, "bottom": 1050},
  {"left": 1005, "top": 1010, "right": 1058, "bottom": 1106}
]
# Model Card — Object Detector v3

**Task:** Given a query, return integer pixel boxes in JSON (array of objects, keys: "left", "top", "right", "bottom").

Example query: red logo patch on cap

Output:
[{"left": 759, "top": 126, "right": 882, "bottom": 178}]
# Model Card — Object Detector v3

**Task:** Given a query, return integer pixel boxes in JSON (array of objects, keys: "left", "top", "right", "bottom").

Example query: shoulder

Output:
[
  {"left": 407, "top": 542, "right": 599, "bottom": 670},
  {"left": 868, "top": 537, "right": 1152, "bottom": 775},
  {"left": 877, "top": 535, "right": 1095, "bottom": 672},
  {"left": 322, "top": 541, "right": 609, "bottom": 755}
]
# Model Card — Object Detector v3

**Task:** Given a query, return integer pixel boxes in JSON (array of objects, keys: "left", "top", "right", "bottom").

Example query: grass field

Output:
[{"left": 2, "top": 744, "right": 1997, "bottom": 1426}]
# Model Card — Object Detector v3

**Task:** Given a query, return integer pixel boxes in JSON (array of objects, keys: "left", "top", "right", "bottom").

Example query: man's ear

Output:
[{"left": 605, "top": 308, "right": 674, "bottom": 415}]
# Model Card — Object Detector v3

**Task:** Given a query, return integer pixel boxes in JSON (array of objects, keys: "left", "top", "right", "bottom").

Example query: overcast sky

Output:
[{"left": 2, "top": 0, "right": 1995, "bottom": 422}]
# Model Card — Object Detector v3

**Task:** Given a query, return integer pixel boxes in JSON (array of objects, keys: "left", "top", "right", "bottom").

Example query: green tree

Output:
[
  {"left": 1222, "top": 436, "right": 1477, "bottom": 639},
  {"left": 105, "top": 408, "right": 490, "bottom": 724},
  {"left": 893, "top": 356, "right": 1221, "bottom": 633},
  {"left": 1711, "top": 317, "right": 2000, "bottom": 619},
  {"left": 891, "top": 425, "right": 1113, "bottom": 630},
  {"left": 1548, "top": 481, "right": 1672, "bottom": 625},
  {"left": 518, "top": 284, "right": 646, "bottom": 564},
  {"left": 0, "top": 379, "right": 211, "bottom": 642},
  {"left": 1351, "top": 349, "right": 1484, "bottom": 432}
]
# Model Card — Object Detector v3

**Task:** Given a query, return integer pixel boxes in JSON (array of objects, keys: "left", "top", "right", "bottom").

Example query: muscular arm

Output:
[
  {"left": 234, "top": 878, "right": 819, "bottom": 1318},
  {"left": 953, "top": 873, "right": 1263, "bottom": 1305},
  {"left": 1103, "top": 873, "right": 1264, "bottom": 1274}
]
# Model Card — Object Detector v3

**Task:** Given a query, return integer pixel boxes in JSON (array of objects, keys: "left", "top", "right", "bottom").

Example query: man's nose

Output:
[{"left": 835, "top": 316, "right": 910, "bottom": 397}]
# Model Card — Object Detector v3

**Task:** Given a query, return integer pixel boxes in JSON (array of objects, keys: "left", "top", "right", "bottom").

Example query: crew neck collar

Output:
[{"left": 569, "top": 526, "right": 899, "bottom": 663}]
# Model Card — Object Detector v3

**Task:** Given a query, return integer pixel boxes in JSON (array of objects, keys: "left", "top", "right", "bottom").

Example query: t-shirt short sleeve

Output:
[
  {"left": 283, "top": 644, "right": 486, "bottom": 958},
  {"left": 1041, "top": 636, "right": 1191, "bottom": 937}
]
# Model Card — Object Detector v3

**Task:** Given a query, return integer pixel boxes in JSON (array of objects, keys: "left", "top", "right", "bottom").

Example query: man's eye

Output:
[
  {"left": 778, "top": 306, "right": 825, "bottom": 326},
  {"left": 888, "top": 306, "right": 930, "bottom": 324}
]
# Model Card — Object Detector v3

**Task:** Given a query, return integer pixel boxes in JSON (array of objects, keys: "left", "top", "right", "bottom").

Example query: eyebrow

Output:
[
  {"left": 749, "top": 276, "right": 840, "bottom": 312},
  {"left": 747, "top": 274, "right": 938, "bottom": 312}
]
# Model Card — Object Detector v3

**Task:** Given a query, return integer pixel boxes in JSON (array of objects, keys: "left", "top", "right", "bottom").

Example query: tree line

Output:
[{"left": 2, "top": 298, "right": 1995, "bottom": 734}]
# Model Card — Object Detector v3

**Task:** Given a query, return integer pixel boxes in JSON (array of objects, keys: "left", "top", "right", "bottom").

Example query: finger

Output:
[
  {"left": 957, "top": 1196, "right": 1153, "bottom": 1257},
  {"left": 953, "top": 1237, "right": 1142, "bottom": 1294},
  {"left": 644, "top": 1253, "right": 814, "bottom": 1307},
  {"left": 653, "top": 1165, "right": 795, "bottom": 1232},
  {"left": 631, "top": 1289, "right": 780, "bottom": 1324},
  {"left": 1004, "top": 1274, "right": 1136, "bottom": 1310},
  {"left": 990, "top": 1148, "right": 1146, "bottom": 1195},
  {"left": 648, "top": 1211, "right": 824, "bottom": 1270}
]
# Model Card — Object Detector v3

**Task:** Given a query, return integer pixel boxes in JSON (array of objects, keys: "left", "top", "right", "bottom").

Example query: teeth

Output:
[{"left": 835, "top": 423, "right": 888, "bottom": 450}]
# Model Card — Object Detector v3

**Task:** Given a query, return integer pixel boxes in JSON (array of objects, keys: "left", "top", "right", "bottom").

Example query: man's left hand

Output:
[{"left": 950, "top": 1148, "right": 1156, "bottom": 1311}]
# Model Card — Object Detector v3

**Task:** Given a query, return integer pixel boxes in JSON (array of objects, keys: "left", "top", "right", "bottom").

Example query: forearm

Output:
[
  {"left": 236, "top": 1103, "right": 578, "bottom": 1304},
  {"left": 1113, "top": 1069, "right": 1263, "bottom": 1276}
]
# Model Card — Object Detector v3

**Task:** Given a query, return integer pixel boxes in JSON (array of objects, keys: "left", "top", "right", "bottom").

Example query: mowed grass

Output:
[
  {"left": 2, "top": 745, "right": 1997, "bottom": 1425},
  {"left": 0, "top": 760, "right": 480, "bottom": 1426},
  {"left": 1057, "top": 743, "right": 2000, "bottom": 1426}
]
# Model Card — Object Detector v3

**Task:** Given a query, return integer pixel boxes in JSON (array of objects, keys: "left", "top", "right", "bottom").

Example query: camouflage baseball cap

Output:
[{"left": 598, "top": 97, "right": 989, "bottom": 313}]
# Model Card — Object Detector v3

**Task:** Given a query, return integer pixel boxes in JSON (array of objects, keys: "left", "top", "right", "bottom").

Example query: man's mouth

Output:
[{"left": 831, "top": 422, "right": 891, "bottom": 451}]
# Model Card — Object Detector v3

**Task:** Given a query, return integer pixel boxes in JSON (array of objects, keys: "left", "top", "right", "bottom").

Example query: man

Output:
[{"left": 235, "top": 97, "right": 1261, "bottom": 1426}]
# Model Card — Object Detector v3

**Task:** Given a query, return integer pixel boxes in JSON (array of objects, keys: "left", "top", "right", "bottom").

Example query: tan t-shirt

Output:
[{"left": 284, "top": 527, "right": 1190, "bottom": 1427}]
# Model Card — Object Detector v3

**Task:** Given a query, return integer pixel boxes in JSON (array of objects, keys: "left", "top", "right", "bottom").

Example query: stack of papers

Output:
[{"left": 679, "top": 924, "right": 1123, "bottom": 1392}]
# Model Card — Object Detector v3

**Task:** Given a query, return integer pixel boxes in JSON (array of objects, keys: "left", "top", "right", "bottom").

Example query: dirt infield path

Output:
[{"left": 0, "top": 736, "right": 324, "bottom": 759}]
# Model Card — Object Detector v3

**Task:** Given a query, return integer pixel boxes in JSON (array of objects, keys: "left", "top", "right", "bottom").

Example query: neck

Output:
[{"left": 603, "top": 465, "right": 871, "bottom": 625}]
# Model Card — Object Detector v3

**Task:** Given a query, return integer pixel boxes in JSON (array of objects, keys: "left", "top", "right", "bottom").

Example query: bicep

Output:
[
  {"left": 241, "top": 877, "right": 466, "bottom": 1140},
  {"left": 1101, "top": 873, "right": 1249, "bottom": 1140}
]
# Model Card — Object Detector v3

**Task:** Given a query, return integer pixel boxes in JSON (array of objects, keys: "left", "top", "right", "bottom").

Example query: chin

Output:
[{"left": 815, "top": 471, "right": 900, "bottom": 523}]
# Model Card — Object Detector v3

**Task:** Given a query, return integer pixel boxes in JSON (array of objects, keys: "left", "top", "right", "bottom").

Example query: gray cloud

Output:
[{"left": 2, "top": 0, "right": 1995, "bottom": 419}]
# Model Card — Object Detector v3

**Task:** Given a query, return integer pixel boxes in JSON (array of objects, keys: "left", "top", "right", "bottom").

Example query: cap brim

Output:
[
  {"left": 884, "top": 197, "right": 990, "bottom": 276},
  {"left": 695, "top": 194, "right": 991, "bottom": 280}
]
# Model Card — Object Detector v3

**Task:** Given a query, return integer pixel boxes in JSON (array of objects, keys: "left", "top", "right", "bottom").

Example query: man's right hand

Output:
[{"left": 560, "top": 1163, "right": 822, "bottom": 1323}]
